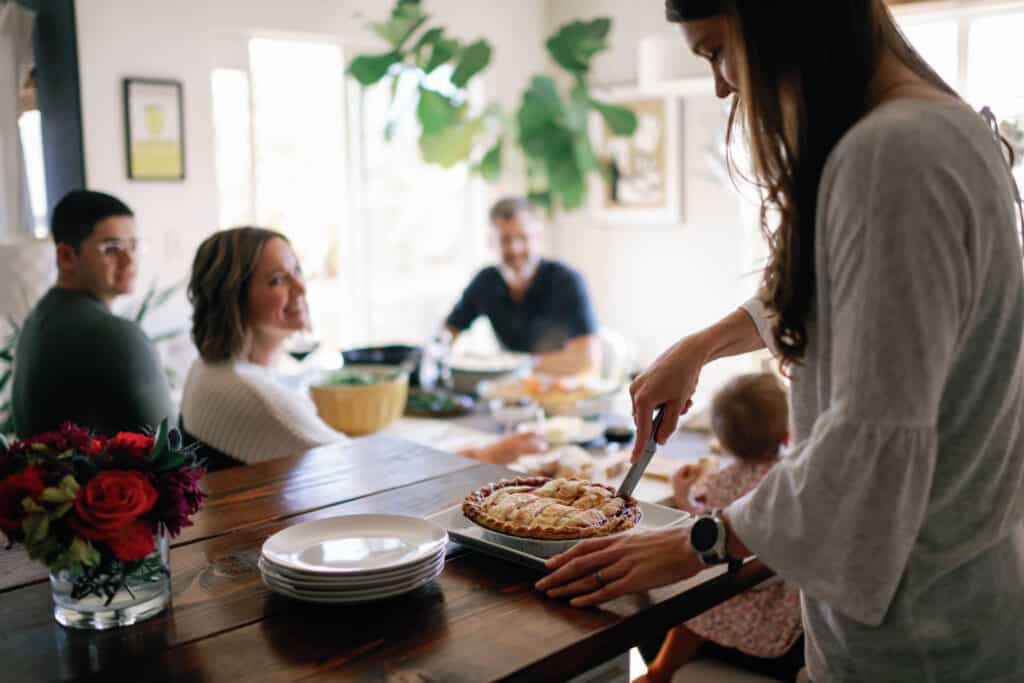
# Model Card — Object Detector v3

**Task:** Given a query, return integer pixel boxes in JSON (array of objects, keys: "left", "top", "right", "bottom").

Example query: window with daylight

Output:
[
  {"left": 897, "top": 1, "right": 1024, "bottom": 188},
  {"left": 210, "top": 37, "right": 486, "bottom": 353}
]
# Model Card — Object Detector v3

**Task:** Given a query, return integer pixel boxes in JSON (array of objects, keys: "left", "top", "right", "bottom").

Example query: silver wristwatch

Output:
[{"left": 690, "top": 510, "right": 736, "bottom": 568}]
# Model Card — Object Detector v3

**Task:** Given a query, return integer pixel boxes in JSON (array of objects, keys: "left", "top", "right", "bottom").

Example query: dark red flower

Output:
[
  {"left": 106, "top": 433, "right": 155, "bottom": 459},
  {"left": 68, "top": 470, "right": 158, "bottom": 541},
  {"left": 0, "top": 465, "right": 46, "bottom": 533},
  {"left": 106, "top": 519, "right": 156, "bottom": 561},
  {"left": 149, "top": 467, "right": 206, "bottom": 537}
]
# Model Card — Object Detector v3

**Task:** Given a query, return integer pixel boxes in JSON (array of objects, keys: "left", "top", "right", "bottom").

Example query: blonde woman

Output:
[{"left": 181, "top": 227, "right": 545, "bottom": 468}]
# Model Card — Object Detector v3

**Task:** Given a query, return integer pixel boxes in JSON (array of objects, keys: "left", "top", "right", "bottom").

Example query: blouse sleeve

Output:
[
  {"left": 726, "top": 124, "right": 969, "bottom": 626},
  {"left": 739, "top": 296, "right": 779, "bottom": 357}
]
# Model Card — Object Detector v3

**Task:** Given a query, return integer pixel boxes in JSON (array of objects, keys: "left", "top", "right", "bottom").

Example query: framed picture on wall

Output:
[
  {"left": 123, "top": 78, "right": 185, "bottom": 180},
  {"left": 588, "top": 93, "right": 684, "bottom": 223}
]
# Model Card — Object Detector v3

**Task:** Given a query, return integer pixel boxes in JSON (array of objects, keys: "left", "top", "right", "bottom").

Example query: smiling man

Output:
[
  {"left": 11, "top": 190, "right": 173, "bottom": 437},
  {"left": 444, "top": 197, "right": 600, "bottom": 376}
]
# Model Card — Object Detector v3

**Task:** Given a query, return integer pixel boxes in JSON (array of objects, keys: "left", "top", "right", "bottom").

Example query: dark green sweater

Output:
[{"left": 12, "top": 288, "right": 174, "bottom": 437}]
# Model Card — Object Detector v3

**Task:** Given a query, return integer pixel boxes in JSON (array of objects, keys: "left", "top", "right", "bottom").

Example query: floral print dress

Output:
[{"left": 686, "top": 460, "right": 803, "bottom": 659}]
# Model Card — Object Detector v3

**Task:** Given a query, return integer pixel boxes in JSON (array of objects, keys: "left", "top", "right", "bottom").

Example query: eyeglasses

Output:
[{"left": 92, "top": 238, "right": 145, "bottom": 258}]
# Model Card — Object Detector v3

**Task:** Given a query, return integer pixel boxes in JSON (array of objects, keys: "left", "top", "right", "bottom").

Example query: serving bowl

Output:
[{"left": 309, "top": 364, "right": 409, "bottom": 436}]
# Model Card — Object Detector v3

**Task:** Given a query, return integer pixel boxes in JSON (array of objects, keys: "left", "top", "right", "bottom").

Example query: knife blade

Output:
[{"left": 617, "top": 405, "right": 666, "bottom": 499}]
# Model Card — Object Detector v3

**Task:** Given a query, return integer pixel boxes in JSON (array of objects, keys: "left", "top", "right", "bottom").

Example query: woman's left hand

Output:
[{"left": 534, "top": 526, "right": 703, "bottom": 607}]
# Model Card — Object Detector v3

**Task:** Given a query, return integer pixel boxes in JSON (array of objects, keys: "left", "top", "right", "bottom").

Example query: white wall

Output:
[
  {"left": 73, "top": 0, "right": 551, "bottom": 386},
  {"left": 74, "top": 0, "right": 550, "bottom": 287},
  {"left": 544, "top": 0, "right": 762, "bottom": 398}
]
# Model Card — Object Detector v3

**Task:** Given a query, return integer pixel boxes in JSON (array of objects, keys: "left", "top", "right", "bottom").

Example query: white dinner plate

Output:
[
  {"left": 261, "top": 564, "right": 443, "bottom": 604},
  {"left": 261, "top": 514, "right": 448, "bottom": 575},
  {"left": 258, "top": 547, "right": 444, "bottom": 584},
  {"left": 517, "top": 416, "right": 606, "bottom": 445},
  {"left": 258, "top": 554, "right": 445, "bottom": 591}
]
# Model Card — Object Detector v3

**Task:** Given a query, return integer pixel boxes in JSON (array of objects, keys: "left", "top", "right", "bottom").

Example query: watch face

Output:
[{"left": 691, "top": 517, "right": 719, "bottom": 552}]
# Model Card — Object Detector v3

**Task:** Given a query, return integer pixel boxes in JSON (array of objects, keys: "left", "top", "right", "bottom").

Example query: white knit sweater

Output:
[{"left": 180, "top": 360, "right": 346, "bottom": 463}]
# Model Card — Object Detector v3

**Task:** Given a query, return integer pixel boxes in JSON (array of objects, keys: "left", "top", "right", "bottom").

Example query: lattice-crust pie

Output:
[{"left": 462, "top": 477, "right": 642, "bottom": 540}]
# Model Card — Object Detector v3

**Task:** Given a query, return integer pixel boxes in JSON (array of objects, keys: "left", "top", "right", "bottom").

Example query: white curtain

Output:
[{"left": 0, "top": 2, "right": 35, "bottom": 240}]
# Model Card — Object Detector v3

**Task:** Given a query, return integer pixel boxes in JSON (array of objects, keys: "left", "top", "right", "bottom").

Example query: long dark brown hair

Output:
[
  {"left": 188, "top": 227, "right": 289, "bottom": 362},
  {"left": 667, "top": 0, "right": 958, "bottom": 367}
]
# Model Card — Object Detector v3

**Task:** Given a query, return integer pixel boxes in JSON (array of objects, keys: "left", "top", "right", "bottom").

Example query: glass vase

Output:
[{"left": 49, "top": 531, "right": 170, "bottom": 629}]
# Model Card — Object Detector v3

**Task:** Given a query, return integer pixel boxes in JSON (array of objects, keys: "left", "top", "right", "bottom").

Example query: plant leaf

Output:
[
  {"left": 148, "top": 418, "right": 169, "bottom": 465},
  {"left": 476, "top": 141, "right": 503, "bottom": 181},
  {"left": 450, "top": 39, "right": 491, "bottom": 88},
  {"left": 40, "top": 487, "right": 74, "bottom": 504},
  {"left": 420, "top": 116, "right": 485, "bottom": 168},
  {"left": 546, "top": 18, "right": 611, "bottom": 75},
  {"left": 0, "top": 369, "right": 10, "bottom": 393},
  {"left": 368, "top": 0, "right": 428, "bottom": 51},
  {"left": 416, "top": 87, "right": 462, "bottom": 136},
  {"left": 133, "top": 282, "right": 157, "bottom": 323},
  {"left": 527, "top": 191, "right": 553, "bottom": 213},
  {"left": 550, "top": 154, "right": 587, "bottom": 209},
  {"left": 591, "top": 99, "right": 638, "bottom": 136},
  {"left": 424, "top": 37, "right": 460, "bottom": 73},
  {"left": 412, "top": 26, "right": 444, "bottom": 65},
  {"left": 348, "top": 51, "right": 402, "bottom": 86},
  {"left": 23, "top": 512, "right": 49, "bottom": 547}
]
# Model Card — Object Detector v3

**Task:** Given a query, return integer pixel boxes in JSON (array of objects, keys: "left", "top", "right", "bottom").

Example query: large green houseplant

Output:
[{"left": 347, "top": 0, "right": 638, "bottom": 212}]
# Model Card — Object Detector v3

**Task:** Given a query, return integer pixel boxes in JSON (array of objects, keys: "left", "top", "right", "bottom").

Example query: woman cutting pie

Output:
[{"left": 537, "top": 1, "right": 1024, "bottom": 681}]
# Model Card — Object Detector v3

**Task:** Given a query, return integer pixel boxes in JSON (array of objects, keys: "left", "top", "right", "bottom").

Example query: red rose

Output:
[
  {"left": 0, "top": 465, "right": 46, "bottom": 533},
  {"left": 106, "top": 433, "right": 155, "bottom": 459},
  {"left": 68, "top": 470, "right": 158, "bottom": 541},
  {"left": 106, "top": 519, "right": 156, "bottom": 561}
]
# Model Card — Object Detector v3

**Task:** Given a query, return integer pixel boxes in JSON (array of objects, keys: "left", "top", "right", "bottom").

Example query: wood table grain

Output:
[{"left": 0, "top": 434, "right": 770, "bottom": 682}]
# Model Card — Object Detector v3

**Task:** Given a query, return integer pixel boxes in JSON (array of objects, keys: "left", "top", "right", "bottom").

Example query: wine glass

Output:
[{"left": 284, "top": 332, "right": 321, "bottom": 363}]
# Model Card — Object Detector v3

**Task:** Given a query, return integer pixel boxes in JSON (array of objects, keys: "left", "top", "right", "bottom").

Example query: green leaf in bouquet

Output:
[
  {"left": 40, "top": 486, "right": 74, "bottom": 504},
  {"left": 450, "top": 39, "right": 491, "bottom": 88},
  {"left": 57, "top": 448, "right": 73, "bottom": 459},
  {"left": 21, "top": 496, "right": 44, "bottom": 513},
  {"left": 152, "top": 450, "right": 191, "bottom": 473},
  {"left": 591, "top": 98, "right": 638, "bottom": 136},
  {"left": 148, "top": 418, "right": 170, "bottom": 465},
  {"left": 23, "top": 512, "right": 49, "bottom": 547},
  {"left": 60, "top": 475, "right": 80, "bottom": 498},
  {"left": 417, "top": 87, "right": 462, "bottom": 136},
  {"left": 0, "top": 368, "right": 11, "bottom": 393},
  {"left": 49, "top": 500, "right": 74, "bottom": 521},
  {"left": 51, "top": 537, "right": 100, "bottom": 573},
  {"left": 349, "top": 51, "right": 403, "bottom": 86},
  {"left": 546, "top": 18, "right": 611, "bottom": 76}
]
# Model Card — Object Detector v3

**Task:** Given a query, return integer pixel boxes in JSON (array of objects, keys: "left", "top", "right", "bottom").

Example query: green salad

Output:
[
  {"left": 325, "top": 369, "right": 379, "bottom": 386},
  {"left": 406, "top": 389, "right": 466, "bottom": 414}
]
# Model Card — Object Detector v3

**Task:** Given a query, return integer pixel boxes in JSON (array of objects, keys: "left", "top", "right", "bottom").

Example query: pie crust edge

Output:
[{"left": 461, "top": 476, "right": 642, "bottom": 540}]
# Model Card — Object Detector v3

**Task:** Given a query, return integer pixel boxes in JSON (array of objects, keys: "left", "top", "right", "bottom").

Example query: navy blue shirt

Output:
[{"left": 445, "top": 259, "right": 598, "bottom": 353}]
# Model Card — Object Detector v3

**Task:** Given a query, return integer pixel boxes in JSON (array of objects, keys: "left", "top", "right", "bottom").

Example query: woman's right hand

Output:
[{"left": 630, "top": 335, "right": 710, "bottom": 461}]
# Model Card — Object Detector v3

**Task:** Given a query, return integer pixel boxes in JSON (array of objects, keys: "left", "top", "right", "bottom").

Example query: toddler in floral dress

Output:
[{"left": 637, "top": 373, "right": 803, "bottom": 683}]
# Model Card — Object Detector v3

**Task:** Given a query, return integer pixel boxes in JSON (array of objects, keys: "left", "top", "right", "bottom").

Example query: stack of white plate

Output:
[{"left": 259, "top": 514, "right": 448, "bottom": 604}]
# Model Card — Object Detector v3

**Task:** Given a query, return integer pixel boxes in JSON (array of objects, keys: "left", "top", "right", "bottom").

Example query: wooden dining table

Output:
[{"left": 0, "top": 434, "right": 771, "bottom": 682}]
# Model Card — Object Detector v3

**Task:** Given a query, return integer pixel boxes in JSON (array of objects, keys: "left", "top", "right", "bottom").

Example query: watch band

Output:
[{"left": 692, "top": 509, "right": 740, "bottom": 570}]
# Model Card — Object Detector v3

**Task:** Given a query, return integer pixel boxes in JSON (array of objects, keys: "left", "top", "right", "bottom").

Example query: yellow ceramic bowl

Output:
[{"left": 309, "top": 365, "right": 409, "bottom": 436}]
